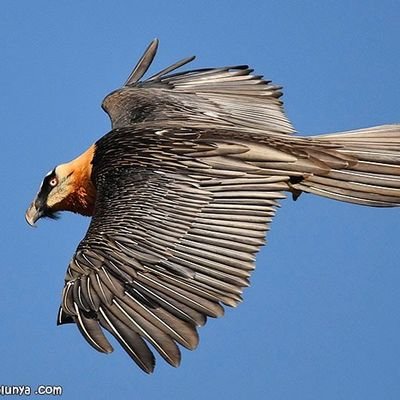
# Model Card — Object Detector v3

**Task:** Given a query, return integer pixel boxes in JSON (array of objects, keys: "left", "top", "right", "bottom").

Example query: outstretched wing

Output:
[
  {"left": 101, "top": 39, "right": 294, "bottom": 135},
  {"left": 58, "top": 126, "right": 290, "bottom": 373}
]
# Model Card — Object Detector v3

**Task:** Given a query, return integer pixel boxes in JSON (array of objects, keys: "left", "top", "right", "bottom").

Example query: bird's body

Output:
[{"left": 26, "top": 40, "right": 400, "bottom": 373}]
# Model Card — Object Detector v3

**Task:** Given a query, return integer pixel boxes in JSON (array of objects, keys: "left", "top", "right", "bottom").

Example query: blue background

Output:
[{"left": 1, "top": 1, "right": 399, "bottom": 399}]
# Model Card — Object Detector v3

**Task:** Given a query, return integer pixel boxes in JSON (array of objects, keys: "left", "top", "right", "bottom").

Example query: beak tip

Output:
[
  {"left": 25, "top": 216, "right": 37, "bottom": 228},
  {"left": 25, "top": 203, "right": 40, "bottom": 228}
]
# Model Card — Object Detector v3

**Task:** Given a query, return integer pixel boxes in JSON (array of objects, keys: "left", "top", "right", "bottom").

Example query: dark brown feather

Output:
[{"left": 51, "top": 41, "right": 400, "bottom": 373}]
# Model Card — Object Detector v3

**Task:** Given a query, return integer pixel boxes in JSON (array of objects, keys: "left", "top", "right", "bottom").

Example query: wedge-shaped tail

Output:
[{"left": 292, "top": 124, "right": 400, "bottom": 206}]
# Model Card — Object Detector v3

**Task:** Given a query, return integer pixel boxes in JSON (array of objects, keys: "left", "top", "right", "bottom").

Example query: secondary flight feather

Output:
[{"left": 26, "top": 39, "right": 400, "bottom": 373}]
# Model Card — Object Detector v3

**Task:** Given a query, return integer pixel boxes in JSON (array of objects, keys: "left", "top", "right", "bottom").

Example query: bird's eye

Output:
[{"left": 49, "top": 177, "right": 58, "bottom": 187}]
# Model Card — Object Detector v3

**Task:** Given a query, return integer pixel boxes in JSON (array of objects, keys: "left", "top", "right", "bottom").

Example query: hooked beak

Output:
[{"left": 25, "top": 201, "right": 42, "bottom": 227}]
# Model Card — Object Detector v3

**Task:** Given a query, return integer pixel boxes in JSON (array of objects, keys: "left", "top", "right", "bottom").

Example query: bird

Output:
[{"left": 26, "top": 39, "right": 400, "bottom": 373}]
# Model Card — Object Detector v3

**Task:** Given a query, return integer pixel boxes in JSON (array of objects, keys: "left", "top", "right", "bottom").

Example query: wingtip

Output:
[
  {"left": 150, "top": 38, "right": 159, "bottom": 48},
  {"left": 146, "top": 38, "right": 159, "bottom": 56},
  {"left": 124, "top": 39, "right": 160, "bottom": 86}
]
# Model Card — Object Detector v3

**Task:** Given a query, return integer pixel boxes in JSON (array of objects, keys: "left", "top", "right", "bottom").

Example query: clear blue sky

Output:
[{"left": 1, "top": 1, "right": 400, "bottom": 399}]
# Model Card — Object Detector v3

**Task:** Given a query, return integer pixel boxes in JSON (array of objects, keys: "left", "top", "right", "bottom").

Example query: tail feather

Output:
[{"left": 292, "top": 124, "right": 400, "bottom": 206}]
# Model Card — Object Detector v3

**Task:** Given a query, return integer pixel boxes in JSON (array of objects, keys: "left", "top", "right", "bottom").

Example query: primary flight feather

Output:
[{"left": 26, "top": 39, "right": 400, "bottom": 373}]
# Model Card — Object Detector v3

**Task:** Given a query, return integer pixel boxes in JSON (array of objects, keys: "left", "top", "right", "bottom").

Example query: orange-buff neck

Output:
[{"left": 55, "top": 145, "right": 97, "bottom": 216}]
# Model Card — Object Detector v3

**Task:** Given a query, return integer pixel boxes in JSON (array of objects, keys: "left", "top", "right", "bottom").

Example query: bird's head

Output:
[{"left": 25, "top": 146, "right": 96, "bottom": 226}]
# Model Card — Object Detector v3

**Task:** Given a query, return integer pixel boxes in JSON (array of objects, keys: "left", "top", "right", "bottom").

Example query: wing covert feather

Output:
[
  {"left": 101, "top": 40, "right": 294, "bottom": 135},
  {"left": 60, "top": 129, "right": 288, "bottom": 372}
]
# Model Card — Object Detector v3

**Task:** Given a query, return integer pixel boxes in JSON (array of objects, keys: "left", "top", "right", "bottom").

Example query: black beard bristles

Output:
[{"left": 44, "top": 211, "right": 61, "bottom": 221}]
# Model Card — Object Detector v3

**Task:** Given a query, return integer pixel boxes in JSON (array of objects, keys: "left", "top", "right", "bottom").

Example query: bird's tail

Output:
[{"left": 290, "top": 124, "right": 400, "bottom": 207}]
